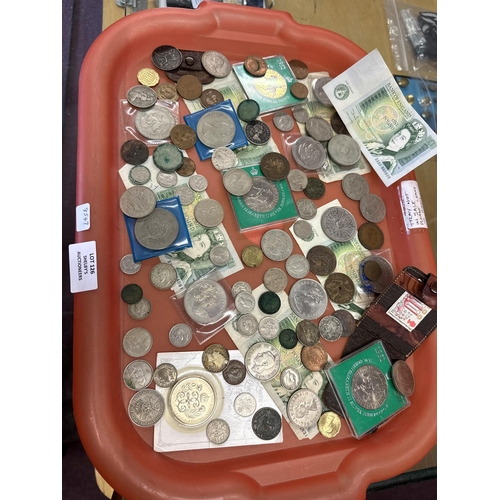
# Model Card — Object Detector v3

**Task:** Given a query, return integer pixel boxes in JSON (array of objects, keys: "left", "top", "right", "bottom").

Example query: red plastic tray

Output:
[{"left": 74, "top": 4, "right": 437, "bottom": 499}]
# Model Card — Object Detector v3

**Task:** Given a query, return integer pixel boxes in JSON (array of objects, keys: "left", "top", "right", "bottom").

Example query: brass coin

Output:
[
  {"left": 306, "top": 245, "right": 337, "bottom": 276},
  {"left": 155, "top": 82, "right": 179, "bottom": 101},
  {"left": 290, "top": 82, "right": 308, "bottom": 99},
  {"left": 303, "top": 177, "right": 325, "bottom": 200},
  {"left": 176, "top": 157, "right": 196, "bottom": 177},
  {"left": 318, "top": 411, "right": 341, "bottom": 438},
  {"left": 260, "top": 152, "right": 290, "bottom": 181},
  {"left": 301, "top": 343, "right": 328, "bottom": 372},
  {"left": 363, "top": 260, "right": 382, "bottom": 281},
  {"left": 288, "top": 59, "right": 309, "bottom": 80},
  {"left": 137, "top": 68, "right": 160, "bottom": 87},
  {"left": 170, "top": 124, "right": 197, "bottom": 150},
  {"left": 391, "top": 360, "right": 415, "bottom": 397},
  {"left": 244, "top": 55, "right": 268, "bottom": 77},
  {"left": 324, "top": 272, "right": 355, "bottom": 304},
  {"left": 200, "top": 88, "right": 224, "bottom": 108},
  {"left": 176, "top": 74, "right": 203, "bottom": 100},
  {"left": 358, "top": 222, "right": 384, "bottom": 250},
  {"left": 202, "top": 343, "right": 230, "bottom": 373},
  {"left": 241, "top": 245, "right": 264, "bottom": 268}
]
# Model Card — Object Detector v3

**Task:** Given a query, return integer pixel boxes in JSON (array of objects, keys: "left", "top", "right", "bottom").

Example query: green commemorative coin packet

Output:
[
  {"left": 324, "top": 340, "right": 410, "bottom": 439},
  {"left": 227, "top": 164, "right": 298, "bottom": 232},
  {"left": 233, "top": 55, "right": 307, "bottom": 115}
]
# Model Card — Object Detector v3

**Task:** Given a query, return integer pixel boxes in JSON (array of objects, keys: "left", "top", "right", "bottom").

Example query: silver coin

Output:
[
  {"left": 359, "top": 193, "right": 386, "bottom": 223},
  {"left": 327, "top": 135, "right": 361, "bottom": 167},
  {"left": 123, "top": 359, "right": 154, "bottom": 390},
  {"left": 135, "top": 105, "right": 176, "bottom": 140},
  {"left": 236, "top": 313, "right": 259, "bottom": 336},
  {"left": 234, "top": 392, "right": 256, "bottom": 417},
  {"left": 261, "top": 229, "right": 293, "bottom": 262},
  {"left": 292, "top": 136, "right": 327, "bottom": 171},
  {"left": 360, "top": 255, "right": 394, "bottom": 293},
  {"left": 193, "top": 198, "right": 225, "bottom": 227},
  {"left": 231, "top": 281, "right": 252, "bottom": 297},
  {"left": 273, "top": 111, "right": 294, "bottom": 132},
  {"left": 312, "top": 77, "right": 334, "bottom": 107},
  {"left": 122, "top": 327, "right": 153, "bottom": 357},
  {"left": 287, "top": 169, "right": 308, "bottom": 191},
  {"left": 222, "top": 167, "right": 253, "bottom": 196},
  {"left": 188, "top": 174, "right": 208, "bottom": 192},
  {"left": 156, "top": 171, "right": 178, "bottom": 188},
  {"left": 321, "top": 206, "right": 357, "bottom": 242},
  {"left": 351, "top": 364, "right": 388, "bottom": 410},
  {"left": 280, "top": 367, "right": 302, "bottom": 391},
  {"left": 120, "top": 254, "right": 142, "bottom": 275},
  {"left": 234, "top": 291, "right": 256, "bottom": 314},
  {"left": 296, "top": 198, "right": 317, "bottom": 220},
  {"left": 258, "top": 316, "right": 280, "bottom": 340},
  {"left": 285, "top": 254, "right": 310, "bottom": 279},
  {"left": 288, "top": 279, "right": 328, "bottom": 320},
  {"left": 184, "top": 279, "right": 228, "bottom": 325},
  {"left": 201, "top": 50, "right": 232, "bottom": 78},
  {"left": 292, "top": 106, "right": 309, "bottom": 124},
  {"left": 293, "top": 219, "right": 313, "bottom": 240},
  {"left": 211, "top": 146, "right": 237, "bottom": 171},
  {"left": 206, "top": 418, "right": 230, "bottom": 444},
  {"left": 129, "top": 165, "right": 151, "bottom": 185},
  {"left": 154, "top": 363, "right": 177, "bottom": 388},
  {"left": 341, "top": 173, "right": 370, "bottom": 201},
  {"left": 263, "top": 268, "right": 288, "bottom": 294},
  {"left": 243, "top": 177, "right": 279, "bottom": 212},
  {"left": 134, "top": 208, "right": 179, "bottom": 250},
  {"left": 128, "top": 388, "right": 165, "bottom": 427},
  {"left": 127, "top": 85, "right": 157, "bottom": 109},
  {"left": 245, "top": 341, "right": 281, "bottom": 382},
  {"left": 174, "top": 184, "right": 196, "bottom": 205},
  {"left": 127, "top": 297, "right": 152, "bottom": 320},
  {"left": 197, "top": 110, "right": 236, "bottom": 148},
  {"left": 209, "top": 245, "right": 231, "bottom": 267},
  {"left": 169, "top": 323, "right": 193, "bottom": 347},
  {"left": 305, "top": 116, "right": 333, "bottom": 142},
  {"left": 149, "top": 262, "right": 177, "bottom": 290},
  {"left": 287, "top": 388, "right": 322, "bottom": 428},
  {"left": 119, "top": 185, "right": 157, "bottom": 218},
  {"left": 318, "top": 315, "right": 343, "bottom": 342},
  {"left": 245, "top": 120, "right": 271, "bottom": 146}
]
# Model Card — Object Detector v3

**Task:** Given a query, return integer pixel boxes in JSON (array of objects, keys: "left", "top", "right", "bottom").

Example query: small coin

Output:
[
  {"left": 234, "top": 292, "right": 256, "bottom": 314},
  {"left": 236, "top": 313, "right": 259, "bottom": 336},
  {"left": 327, "top": 135, "right": 361, "bottom": 167},
  {"left": 231, "top": 281, "right": 252, "bottom": 297},
  {"left": 279, "top": 328, "right": 298, "bottom": 349},
  {"left": 293, "top": 219, "right": 313, "bottom": 240},
  {"left": 303, "top": 177, "right": 326, "bottom": 200},
  {"left": 154, "top": 363, "right": 177, "bottom": 388},
  {"left": 289, "top": 278, "right": 328, "bottom": 320},
  {"left": 287, "top": 388, "right": 322, "bottom": 428},
  {"left": 301, "top": 343, "right": 328, "bottom": 371},
  {"left": 129, "top": 165, "right": 151, "bottom": 185},
  {"left": 360, "top": 255, "right": 394, "bottom": 293},
  {"left": 222, "top": 167, "right": 253, "bottom": 196},
  {"left": 261, "top": 229, "right": 293, "bottom": 262},
  {"left": 202, "top": 343, "right": 230, "bottom": 373},
  {"left": 134, "top": 208, "right": 179, "bottom": 250},
  {"left": 332, "top": 309, "right": 356, "bottom": 337},
  {"left": 135, "top": 104, "right": 176, "bottom": 140},
  {"left": 137, "top": 68, "right": 160, "bottom": 87},
  {"left": 391, "top": 360, "right": 415, "bottom": 397},
  {"left": 120, "top": 139, "right": 149, "bottom": 165},
  {"left": 296, "top": 198, "right": 317, "bottom": 220},
  {"left": 321, "top": 206, "right": 357, "bottom": 243},
  {"left": 245, "top": 120, "right": 271, "bottom": 146},
  {"left": 237, "top": 99, "right": 261, "bottom": 122},
  {"left": 341, "top": 173, "right": 370, "bottom": 201},
  {"left": 252, "top": 407, "right": 282, "bottom": 440},
  {"left": 245, "top": 341, "right": 281, "bottom": 382},
  {"left": 285, "top": 254, "right": 310, "bottom": 279},
  {"left": 151, "top": 45, "right": 183, "bottom": 71},
  {"left": 212, "top": 146, "right": 238, "bottom": 170},
  {"left": 305, "top": 117, "right": 333, "bottom": 142},
  {"left": 306, "top": 245, "right": 337, "bottom": 276},
  {"left": 351, "top": 364, "right": 388, "bottom": 410},
  {"left": 363, "top": 260, "right": 382, "bottom": 280},
  {"left": 244, "top": 55, "right": 268, "bottom": 77},
  {"left": 287, "top": 169, "right": 308, "bottom": 191},
  {"left": 128, "top": 388, "right": 165, "bottom": 427},
  {"left": 169, "top": 323, "right": 193, "bottom": 347},
  {"left": 119, "top": 185, "right": 157, "bottom": 218},
  {"left": 258, "top": 291, "right": 281, "bottom": 315},
  {"left": 155, "top": 82, "right": 179, "bottom": 101},
  {"left": 120, "top": 254, "right": 142, "bottom": 275},
  {"left": 222, "top": 359, "right": 247, "bottom": 385},
  {"left": 197, "top": 110, "right": 236, "bottom": 148},
  {"left": 290, "top": 82, "right": 308, "bottom": 99},
  {"left": 176, "top": 157, "right": 196, "bottom": 177},
  {"left": 193, "top": 198, "right": 224, "bottom": 227},
  {"left": 324, "top": 272, "right": 355, "bottom": 304},
  {"left": 288, "top": 59, "right": 309, "bottom": 79},
  {"left": 174, "top": 184, "right": 196, "bottom": 205},
  {"left": 170, "top": 124, "right": 197, "bottom": 149},
  {"left": 123, "top": 359, "right": 154, "bottom": 390},
  {"left": 263, "top": 267, "right": 288, "bottom": 293},
  {"left": 152, "top": 143, "right": 184, "bottom": 172},
  {"left": 122, "top": 327, "right": 153, "bottom": 357},
  {"left": 318, "top": 411, "right": 341, "bottom": 438},
  {"left": 273, "top": 111, "right": 294, "bottom": 132},
  {"left": 258, "top": 316, "right": 280, "bottom": 340},
  {"left": 127, "top": 297, "right": 152, "bottom": 320},
  {"left": 260, "top": 152, "right": 290, "bottom": 181},
  {"left": 359, "top": 193, "right": 386, "bottom": 223},
  {"left": 312, "top": 77, "right": 334, "bottom": 107},
  {"left": 121, "top": 283, "right": 143, "bottom": 304},
  {"left": 241, "top": 245, "right": 264, "bottom": 268},
  {"left": 127, "top": 85, "right": 157, "bottom": 108},
  {"left": 149, "top": 262, "right": 177, "bottom": 290},
  {"left": 280, "top": 367, "right": 302, "bottom": 391},
  {"left": 200, "top": 88, "right": 224, "bottom": 108},
  {"left": 188, "top": 174, "right": 208, "bottom": 192},
  {"left": 201, "top": 50, "right": 232, "bottom": 78},
  {"left": 296, "top": 319, "right": 320, "bottom": 346},
  {"left": 234, "top": 392, "right": 257, "bottom": 417},
  {"left": 319, "top": 315, "right": 343, "bottom": 341},
  {"left": 176, "top": 74, "right": 203, "bottom": 100},
  {"left": 156, "top": 171, "right": 178, "bottom": 188},
  {"left": 209, "top": 245, "right": 230, "bottom": 267},
  {"left": 206, "top": 418, "right": 230, "bottom": 444},
  {"left": 292, "top": 136, "right": 326, "bottom": 171},
  {"left": 358, "top": 222, "right": 385, "bottom": 250},
  {"left": 292, "top": 106, "right": 309, "bottom": 124}
]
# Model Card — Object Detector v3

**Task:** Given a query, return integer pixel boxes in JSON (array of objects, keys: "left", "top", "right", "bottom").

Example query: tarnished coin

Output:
[
  {"left": 129, "top": 165, "right": 151, "bottom": 185},
  {"left": 296, "top": 319, "right": 320, "bottom": 346},
  {"left": 260, "top": 152, "right": 290, "bottom": 181},
  {"left": 289, "top": 279, "right": 328, "bottom": 320},
  {"left": 120, "top": 254, "right": 142, "bottom": 275},
  {"left": 321, "top": 206, "right": 357, "bottom": 243},
  {"left": 324, "top": 272, "right": 355, "bottom": 304},
  {"left": 201, "top": 50, "right": 232, "bottom": 78},
  {"left": 202, "top": 343, "right": 230, "bottom": 373},
  {"left": 258, "top": 316, "right": 280, "bottom": 340},
  {"left": 153, "top": 143, "right": 184, "bottom": 172},
  {"left": 174, "top": 184, "right": 195, "bottom": 205},
  {"left": 279, "top": 328, "right": 298, "bottom": 349},
  {"left": 155, "top": 82, "right": 179, "bottom": 101},
  {"left": 327, "top": 135, "right": 361, "bottom": 167},
  {"left": 236, "top": 313, "right": 259, "bottom": 337},
  {"left": 184, "top": 279, "right": 228, "bottom": 325},
  {"left": 258, "top": 291, "right": 281, "bottom": 315},
  {"left": 197, "top": 110, "right": 236, "bottom": 148},
  {"left": 176, "top": 157, "right": 196, "bottom": 177},
  {"left": 119, "top": 185, "right": 157, "bottom": 218},
  {"left": 200, "top": 88, "right": 224, "bottom": 108},
  {"left": 287, "top": 388, "right": 322, "bottom": 427},
  {"left": 157, "top": 171, "right": 178, "bottom": 188},
  {"left": 222, "top": 359, "right": 247, "bottom": 385},
  {"left": 351, "top": 364, "right": 388, "bottom": 410},
  {"left": 209, "top": 244, "right": 230, "bottom": 267},
  {"left": 296, "top": 198, "right": 317, "bottom": 220},
  {"left": 123, "top": 327, "right": 153, "bottom": 357},
  {"left": 360, "top": 255, "right": 394, "bottom": 293},
  {"left": 318, "top": 411, "right": 341, "bottom": 438},
  {"left": 121, "top": 283, "right": 143, "bottom": 304},
  {"left": 237, "top": 99, "right": 261, "bottom": 122},
  {"left": 234, "top": 392, "right": 257, "bottom": 417},
  {"left": 341, "top": 173, "right": 369, "bottom": 201},
  {"left": 188, "top": 174, "right": 208, "bottom": 192},
  {"left": 391, "top": 360, "right": 415, "bottom": 397},
  {"left": 245, "top": 341, "right": 281, "bottom": 382},
  {"left": 206, "top": 418, "right": 230, "bottom": 444},
  {"left": 319, "top": 315, "right": 343, "bottom": 342},
  {"left": 331, "top": 113, "right": 348, "bottom": 135},
  {"left": 263, "top": 267, "right": 288, "bottom": 293},
  {"left": 170, "top": 124, "right": 197, "bottom": 150},
  {"left": 280, "top": 367, "right": 302, "bottom": 391},
  {"left": 288, "top": 59, "right": 309, "bottom": 79},
  {"left": 292, "top": 105, "right": 309, "bottom": 124},
  {"left": 135, "top": 105, "right": 176, "bottom": 140},
  {"left": 241, "top": 245, "right": 264, "bottom": 268},
  {"left": 127, "top": 297, "right": 152, "bottom": 320},
  {"left": 128, "top": 388, "right": 165, "bottom": 427},
  {"left": 290, "top": 82, "right": 308, "bottom": 99},
  {"left": 231, "top": 281, "right": 252, "bottom": 297},
  {"left": 273, "top": 111, "right": 294, "bottom": 132},
  {"left": 332, "top": 309, "right": 356, "bottom": 337},
  {"left": 137, "top": 68, "right": 160, "bottom": 87},
  {"left": 154, "top": 363, "right": 177, "bottom": 388},
  {"left": 245, "top": 120, "right": 271, "bottom": 146},
  {"left": 211, "top": 146, "right": 238, "bottom": 170},
  {"left": 358, "top": 222, "right": 384, "bottom": 250},
  {"left": 222, "top": 167, "right": 253, "bottom": 196},
  {"left": 306, "top": 245, "right": 337, "bottom": 276},
  {"left": 303, "top": 177, "right": 326, "bottom": 200},
  {"left": 165, "top": 67, "right": 215, "bottom": 85},
  {"left": 149, "top": 262, "right": 177, "bottom": 290},
  {"left": 285, "top": 254, "right": 310, "bottom": 279},
  {"left": 293, "top": 219, "right": 313, "bottom": 240},
  {"left": 123, "top": 359, "right": 153, "bottom": 390},
  {"left": 301, "top": 343, "right": 328, "bottom": 372},
  {"left": 243, "top": 177, "right": 280, "bottom": 212},
  {"left": 312, "top": 77, "right": 334, "bottom": 107},
  {"left": 134, "top": 208, "right": 179, "bottom": 250},
  {"left": 120, "top": 139, "right": 149, "bottom": 165},
  {"left": 252, "top": 407, "right": 281, "bottom": 440},
  {"left": 193, "top": 198, "right": 224, "bottom": 227},
  {"left": 151, "top": 45, "right": 182, "bottom": 71},
  {"left": 169, "top": 323, "right": 193, "bottom": 347},
  {"left": 363, "top": 260, "right": 382, "bottom": 280},
  {"left": 176, "top": 74, "right": 203, "bottom": 100},
  {"left": 359, "top": 193, "right": 386, "bottom": 223},
  {"left": 287, "top": 169, "right": 308, "bottom": 191},
  {"left": 127, "top": 85, "right": 157, "bottom": 108},
  {"left": 305, "top": 117, "right": 333, "bottom": 142},
  {"left": 234, "top": 292, "right": 256, "bottom": 314},
  {"left": 292, "top": 136, "right": 326, "bottom": 171},
  {"left": 261, "top": 229, "right": 293, "bottom": 262},
  {"left": 244, "top": 55, "right": 268, "bottom": 77}
]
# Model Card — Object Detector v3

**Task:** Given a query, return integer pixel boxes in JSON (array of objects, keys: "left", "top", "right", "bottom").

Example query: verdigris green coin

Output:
[
  {"left": 121, "top": 283, "right": 143, "bottom": 304},
  {"left": 279, "top": 328, "right": 298, "bottom": 349},
  {"left": 258, "top": 291, "right": 281, "bottom": 315},
  {"left": 152, "top": 143, "right": 184, "bottom": 172},
  {"left": 237, "top": 99, "right": 260, "bottom": 122}
]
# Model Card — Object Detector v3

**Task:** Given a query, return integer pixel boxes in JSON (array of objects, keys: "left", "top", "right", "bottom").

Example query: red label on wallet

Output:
[{"left": 386, "top": 291, "right": 430, "bottom": 332}]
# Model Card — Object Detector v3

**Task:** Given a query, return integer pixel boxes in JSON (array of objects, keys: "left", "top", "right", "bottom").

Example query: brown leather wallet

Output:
[{"left": 341, "top": 266, "right": 437, "bottom": 362}]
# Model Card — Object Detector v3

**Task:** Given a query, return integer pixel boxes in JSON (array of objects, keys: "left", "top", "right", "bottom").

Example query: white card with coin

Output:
[
  {"left": 153, "top": 350, "right": 282, "bottom": 452},
  {"left": 68, "top": 241, "right": 98, "bottom": 293}
]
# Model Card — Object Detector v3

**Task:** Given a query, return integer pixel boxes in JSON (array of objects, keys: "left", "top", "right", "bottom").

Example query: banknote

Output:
[
  {"left": 323, "top": 49, "right": 437, "bottom": 187},
  {"left": 234, "top": 137, "right": 280, "bottom": 167},
  {"left": 225, "top": 284, "right": 333, "bottom": 440}
]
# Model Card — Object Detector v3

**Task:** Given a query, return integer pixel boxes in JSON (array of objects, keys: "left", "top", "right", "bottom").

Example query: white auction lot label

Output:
[{"left": 68, "top": 241, "right": 98, "bottom": 293}]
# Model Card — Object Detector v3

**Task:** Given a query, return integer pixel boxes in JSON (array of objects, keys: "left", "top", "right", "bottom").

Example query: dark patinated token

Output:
[
  {"left": 303, "top": 177, "right": 326, "bottom": 200},
  {"left": 391, "top": 360, "right": 415, "bottom": 397},
  {"left": 245, "top": 120, "right": 271, "bottom": 146},
  {"left": 324, "top": 272, "right": 355, "bottom": 304},
  {"left": 290, "top": 82, "right": 309, "bottom": 99},
  {"left": 260, "top": 152, "right": 290, "bottom": 181},
  {"left": 237, "top": 99, "right": 261, "bottom": 122},
  {"left": 170, "top": 124, "right": 197, "bottom": 150},
  {"left": 120, "top": 139, "right": 149, "bottom": 165},
  {"left": 358, "top": 222, "right": 385, "bottom": 250},
  {"left": 151, "top": 45, "right": 183, "bottom": 71},
  {"left": 121, "top": 283, "right": 143, "bottom": 304},
  {"left": 165, "top": 67, "right": 215, "bottom": 85},
  {"left": 152, "top": 143, "right": 184, "bottom": 172},
  {"left": 279, "top": 329, "right": 298, "bottom": 349},
  {"left": 252, "top": 407, "right": 282, "bottom": 440},
  {"left": 200, "top": 88, "right": 224, "bottom": 108},
  {"left": 322, "top": 381, "right": 345, "bottom": 418},
  {"left": 363, "top": 260, "right": 382, "bottom": 281},
  {"left": 330, "top": 112, "right": 348, "bottom": 135},
  {"left": 258, "top": 291, "right": 281, "bottom": 314},
  {"left": 176, "top": 157, "right": 196, "bottom": 177},
  {"left": 244, "top": 55, "right": 268, "bottom": 77},
  {"left": 306, "top": 245, "right": 337, "bottom": 276},
  {"left": 176, "top": 74, "right": 203, "bottom": 100},
  {"left": 332, "top": 309, "right": 356, "bottom": 337},
  {"left": 288, "top": 59, "right": 309, "bottom": 80},
  {"left": 296, "top": 319, "right": 320, "bottom": 346},
  {"left": 222, "top": 359, "right": 247, "bottom": 385}
]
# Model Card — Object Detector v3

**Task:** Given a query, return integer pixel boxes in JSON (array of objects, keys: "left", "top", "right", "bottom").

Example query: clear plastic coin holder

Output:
[
  {"left": 123, "top": 196, "right": 192, "bottom": 262},
  {"left": 183, "top": 100, "right": 248, "bottom": 161},
  {"left": 358, "top": 248, "right": 396, "bottom": 294},
  {"left": 170, "top": 268, "right": 237, "bottom": 345}
]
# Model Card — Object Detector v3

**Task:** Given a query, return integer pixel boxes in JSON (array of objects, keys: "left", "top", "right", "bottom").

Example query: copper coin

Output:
[
  {"left": 155, "top": 82, "right": 179, "bottom": 101},
  {"left": 324, "top": 272, "right": 355, "bottom": 304},
  {"left": 170, "top": 124, "right": 197, "bottom": 150},
  {"left": 332, "top": 309, "right": 356, "bottom": 337},
  {"left": 306, "top": 245, "right": 337, "bottom": 276},
  {"left": 241, "top": 245, "right": 264, "bottom": 268},
  {"left": 260, "top": 152, "right": 290, "bottom": 181},
  {"left": 120, "top": 139, "right": 149, "bottom": 165},
  {"left": 288, "top": 59, "right": 309, "bottom": 80},
  {"left": 200, "top": 88, "right": 224, "bottom": 108},
  {"left": 290, "top": 82, "right": 308, "bottom": 99},
  {"left": 176, "top": 157, "right": 196, "bottom": 177},
  {"left": 176, "top": 75, "right": 203, "bottom": 100},
  {"left": 244, "top": 55, "right": 268, "bottom": 77},
  {"left": 358, "top": 222, "right": 385, "bottom": 250},
  {"left": 222, "top": 359, "right": 247, "bottom": 385},
  {"left": 391, "top": 360, "right": 415, "bottom": 397},
  {"left": 303, "top": 177, "right": 325, "bottom": 200},
  {"left": 165, "top": 67, "right": 215, "bottom": 85},
  {"left": 363, "top": 260, "right": 382, "bottom": 281},
  {"left": 301, "top": 343, "right": 328, "bottom": 371}
]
